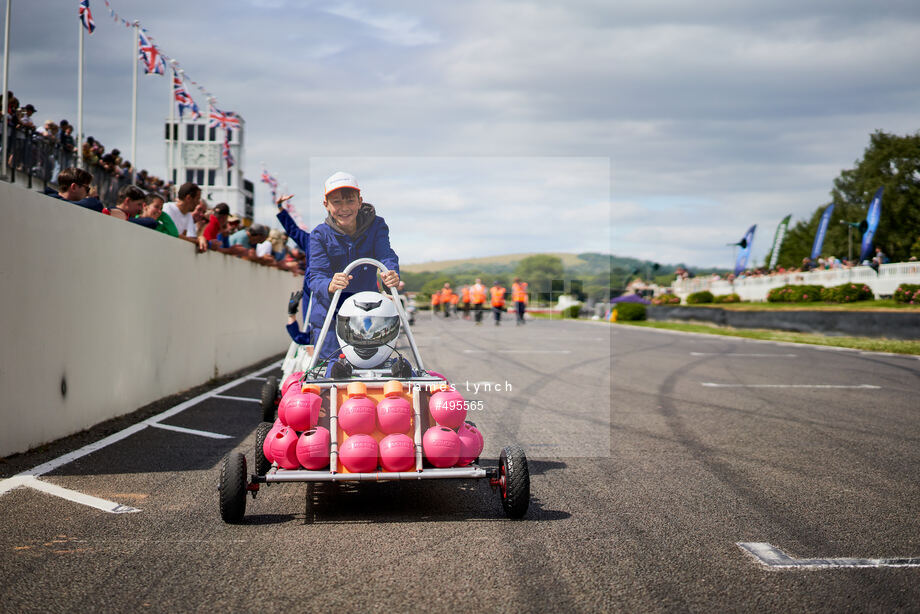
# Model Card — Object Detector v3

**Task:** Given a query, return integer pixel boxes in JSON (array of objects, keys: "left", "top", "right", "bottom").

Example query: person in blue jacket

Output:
[
  {"left": 308, "top": 171, "right": 400, "bottom": 368},
  {"left": 275, "top": 193, "right": 311, "bottom": 337}
]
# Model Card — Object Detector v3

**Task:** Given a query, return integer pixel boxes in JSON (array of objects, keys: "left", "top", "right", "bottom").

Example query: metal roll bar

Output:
[{"left": 306, "top": 258, "right": 426, "bottom": 372}]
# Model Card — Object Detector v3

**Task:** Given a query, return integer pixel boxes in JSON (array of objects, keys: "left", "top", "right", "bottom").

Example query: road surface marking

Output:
[
  {"left": 0, "top": 360, "right": 282, "bottom": 507},
  {"left": 738, "top": 542, "right": 920, "bottom": 568},
  {"left": 213, "top": 394, "right": 260, "bottom": 403},
  {"left": 247, "top": 376, "right": 267, "bottom": 381},
  {"left": 23, "top": 476, "right": 142, "bottom": 514},
  {"left": 690, "top": 352, "right": 797, "bottom": 358},
  {"left": 462, "top": 349, "right": 572, "bottom": 354},
  {"left": 149, "top": 423, "right": 232, "bottom": 439},
  {"left": 703, "top": 383, "right": 880, "bottom": 389}
]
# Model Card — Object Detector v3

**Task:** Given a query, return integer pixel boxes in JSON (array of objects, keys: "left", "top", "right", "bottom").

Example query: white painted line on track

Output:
[
  {"left": 738, "top": 542, "right": 920, "bottom": 569},
  {"left": 24, "top": 476, "right": 142, "bottom": 514},
  {"left": 690, "top": 352, "right": 798, "bottom": 358},
  {"left": 703, "top": 383, "right": 880, "bottom": 389},
  {"left": 0, "top": 360, "right": 283, "bottom": 510},
  {"left": 462, "top": 349, "right": 572, "bottom": 354},
  {"left": 247, "top": 376, "right": 268, "bottom": 381},
  {"left": 213, "top": 394, "right": 260, "bottom": 403},
  {"left": 149, "top": 423, "right": 232, "bottom": 439}
]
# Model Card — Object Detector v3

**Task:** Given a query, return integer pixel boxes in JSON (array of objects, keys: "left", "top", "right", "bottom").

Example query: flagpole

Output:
[
  {"left": 167, "top": 61, "right": 175, "bottom": 194},
  {"left": 176, "top": 68, "right": 186, "bottom": 200},
  {"left": 2, "top": 0, "right": 11, "bottom": 181},
  {"left": 77, "top": 14, "right": 84, "bottom": 169},
  {"left": 130, "top": 22, "right": 138, "bottom": 184}
]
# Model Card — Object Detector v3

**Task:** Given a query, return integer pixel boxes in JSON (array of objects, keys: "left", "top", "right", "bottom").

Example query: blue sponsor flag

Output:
[
  {"left": 734, "top": 225, "right": 756, "bottom": 275},
  {"left": 810, "top": 203, "right": 834, "bottom": 261},
  {"left": 859, "top": 187, "right": 883, "bottom": 262}
]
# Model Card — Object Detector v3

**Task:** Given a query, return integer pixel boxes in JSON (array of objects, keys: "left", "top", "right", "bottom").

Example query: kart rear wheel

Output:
[
  {"left": 218, "top": 452, "right": 247, "bottom": 524},
  {"left": 254, "top": 421, "right": 273, "bottom": 476},
  {"left": 498, "top": 445, "right": 529, "bottom": 519},
  {"left": 261, "top": 376, "right": 278, "bottom": 422}
]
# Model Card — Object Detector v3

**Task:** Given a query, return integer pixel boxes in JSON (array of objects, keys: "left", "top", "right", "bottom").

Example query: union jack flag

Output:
[
  {"left": 260, "top": 169, "right": 278, "bottom": 196},
  {"left": 209, "top": 105, "right": 241, "bottom": 130},
  {"left": 173, "top": 75, "right": 201, "bottom": 119},
  {"left": 79, "top": 0, "right": 95, "bottom": 34},
  {"left": 260, "top": 169, "right": 277, "bottom": 187},
  {"left": 222, "top": 134, "right": 234, "bottom": 169},
  {"left": 138, "top": 30, "right": 166, "bottom": 75}
]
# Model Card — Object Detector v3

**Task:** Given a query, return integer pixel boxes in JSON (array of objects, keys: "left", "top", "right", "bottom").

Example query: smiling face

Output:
[
  {"left": 143, "top": 197, "right": 164, "bottom": 220},
  {"left": 323, "top": 187, "right": 362, "bottom": 233}
]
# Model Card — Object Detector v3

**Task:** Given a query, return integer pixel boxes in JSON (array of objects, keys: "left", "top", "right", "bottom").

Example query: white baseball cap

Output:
[{"left": 324, "top": 171, "right": 360, "bottom": 197}]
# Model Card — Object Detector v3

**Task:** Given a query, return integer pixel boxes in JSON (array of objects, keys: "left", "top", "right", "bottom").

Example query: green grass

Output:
[
  {"left": 616, "top": 320, "right": 920, "bottom": 355},
  {"left": 673, "top": 299, "right": 920, "bottom": 311}
]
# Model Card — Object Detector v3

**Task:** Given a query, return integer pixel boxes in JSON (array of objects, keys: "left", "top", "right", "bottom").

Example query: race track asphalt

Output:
[{"left": 1, "top": 314, "right": 918, "bottom": 612}]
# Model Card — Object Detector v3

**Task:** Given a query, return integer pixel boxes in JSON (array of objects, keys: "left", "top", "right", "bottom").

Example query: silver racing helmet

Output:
[{"left": 335, "top": 291, "right": 401, "bottom": 368}]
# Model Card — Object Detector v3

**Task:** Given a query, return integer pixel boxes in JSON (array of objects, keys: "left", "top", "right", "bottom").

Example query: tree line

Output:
[{"left": 775, "top": 131, "right": 920, "bottom": 268}]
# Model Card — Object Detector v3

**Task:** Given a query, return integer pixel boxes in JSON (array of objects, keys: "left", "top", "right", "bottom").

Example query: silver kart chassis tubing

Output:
[
  {"left": 263, "top": 466, "right": 488, "bottom": 482},
  {"left": 306, "top": 257, "right": 426, "bottom": 372}
]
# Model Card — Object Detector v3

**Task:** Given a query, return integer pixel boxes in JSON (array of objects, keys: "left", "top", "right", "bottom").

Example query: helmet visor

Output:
[{"left": 336, "top": 314, "right": 400, "bottom": 348}]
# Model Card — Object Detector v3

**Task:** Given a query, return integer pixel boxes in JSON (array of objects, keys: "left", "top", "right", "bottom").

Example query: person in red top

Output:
[
  {"left": 201, "top": 202, "right": 230, "bottom": 249},
  {"left": 511, "top": 277, "right": 529, "bottom": 325},
  {"left": 430, "top": 291, "right": 441, "bottom": 320},
  {"left": 469, "top": 278, "right": 487, "bottom": 325},
  {"left": 490, "top": 281, "right": 507, "bottom": 326}
]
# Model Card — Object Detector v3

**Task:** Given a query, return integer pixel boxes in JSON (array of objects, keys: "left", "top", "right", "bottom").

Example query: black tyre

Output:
[
  {"left": 261, "top": 376, "right": 278, "bottom": 422},
  {"left": 218, "top": 452, "right": 247, "bottom": 523},
  {"left": 254, "top": 421, "right": 274, "bottom": 476},
  {"left": 499, "top": 445, "right": 530, "bottom": 519}
]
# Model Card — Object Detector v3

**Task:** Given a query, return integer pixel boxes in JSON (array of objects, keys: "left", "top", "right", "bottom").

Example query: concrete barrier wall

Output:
[
  {"left": 0, "top": 182, "right": 298, "bottom": 457},
  {"left": 648, "top": 305, "right": 920, "bottom": 340}
]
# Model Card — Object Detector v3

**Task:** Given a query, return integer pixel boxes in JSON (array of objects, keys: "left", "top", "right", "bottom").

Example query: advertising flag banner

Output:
[
  {"left": 733, "top": 225, "right": 756, "bottom": 276},
  {"left": 810, "top": 203, "right": 835, "bottom": 261},
  {"left": 767, "top": 214, "right": 791, "bottom": 270},
  {"left": 859, "top": 187, "right": 884, "bottom": 262}
]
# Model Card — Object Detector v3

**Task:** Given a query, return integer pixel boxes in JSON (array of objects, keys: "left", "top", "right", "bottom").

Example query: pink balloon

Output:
[
  {"left": 423, "top": 426, "right": 460, "bottom": 468},
  {"left": 296, "top": 427, "right": 331, "bottom": 470},
  {"left": 339, "top": 434, "right": 379, "bottom": 473},
  {"left": 379, "top": 433, "right": 415, "bottom": 472}
]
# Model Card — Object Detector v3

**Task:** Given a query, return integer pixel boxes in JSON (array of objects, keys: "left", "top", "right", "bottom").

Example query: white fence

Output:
[{"left": 672, "top": 262, "right": 920, "bottom": 302}]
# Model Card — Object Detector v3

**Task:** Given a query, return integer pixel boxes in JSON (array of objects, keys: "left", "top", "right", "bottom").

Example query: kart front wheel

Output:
[
  {"left": 498, "top": 445, "right": 530, "bottom": 519},
  {"left": 218, "top": 452, "right": 247, "bottom": 524}
]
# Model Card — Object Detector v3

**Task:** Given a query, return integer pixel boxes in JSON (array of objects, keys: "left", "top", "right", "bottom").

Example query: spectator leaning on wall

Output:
[
  {"left": 141, "top": 192, "right": 178, "bottom": 237},
  {"left": 44, "top": 167, "right": 103, "bottom": 212},
  {"left": 108, "top": 184, "right": 156, "bottom": 229},
  {"left": 163, "top": 182, "right": 207, "bottom": 251}
]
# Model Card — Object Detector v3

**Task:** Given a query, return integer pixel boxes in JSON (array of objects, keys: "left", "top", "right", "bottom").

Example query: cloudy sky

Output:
[{"left": 6, "top": 1, "right": 920, "bottom": 267}]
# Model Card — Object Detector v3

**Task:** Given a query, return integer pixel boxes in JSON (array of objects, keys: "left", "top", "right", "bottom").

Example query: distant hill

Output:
[
  {"left": 401, "top": 252, "right": 719, "bottom": 276},
  {"left": 401, "top": 252, "right": 586, "bottom": 274}
]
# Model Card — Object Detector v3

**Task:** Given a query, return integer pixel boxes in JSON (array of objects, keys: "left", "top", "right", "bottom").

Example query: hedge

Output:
[
  {"left": 652, "top": 294, "right": 681, "bottom": 305},
  {"left": 713, "top": 293, "right": 741, "bottom": 304},
  {"left": 686, "top": 290, "right": 714, "bottom": 304},
  {"left": 766, "top": 284, "right": 825, "bottom": 303},
  {"left": 561, "top": 303, "right": 582, "bottom": 318},
  {"left": 615, "top": 303, "right": 647, "bottom": 321},
  {"left": 894, "top": 283, "right": 920, "bottom": 304},
  {"left": 820, "top": 283, "right": 874, "bottom": 303}
]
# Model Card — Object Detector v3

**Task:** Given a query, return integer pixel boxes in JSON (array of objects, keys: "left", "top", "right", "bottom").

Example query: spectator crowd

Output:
[
  {"left": 5, "top": 90, "right": 170, "bottom": 204},
  {"left": 44, "top": 165, "right": 305, "bottom": 276}
]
